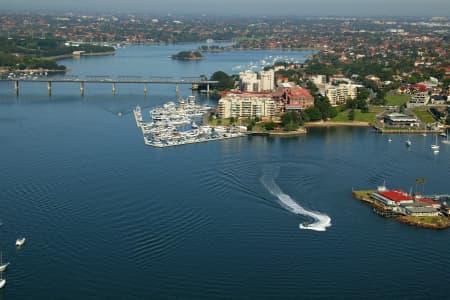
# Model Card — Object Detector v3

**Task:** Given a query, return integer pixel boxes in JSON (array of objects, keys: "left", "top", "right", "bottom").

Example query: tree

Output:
[
  {"left": 304, "top": 107, "right": 322, "bottom": 121},
  {"left": 210, "top": 71, "right": 235, "bottom": 91},
  {"left": 348, "top": 109, "right": 355, "bottom": 121},
  {"left": 357, "top": 87, "right": 370, "bottom": 101},
  {"left": 315, "top": 97, "right": 338, "bottom": 120},
  {"left": 281, "top": 111, "right": 302, "bottom": 131},
  {"left": 264, "top": 121, "right": 276, "bottom": 131}
]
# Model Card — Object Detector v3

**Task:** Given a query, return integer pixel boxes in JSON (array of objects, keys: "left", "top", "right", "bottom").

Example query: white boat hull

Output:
[
  {"left": 0, "top": 279, "right": 5, "bottom": 289},
  {"left": 0, "top": 262, "right": 9, "bottom": 272},
  {"left": 16, "top": 237, "right": 26, "bottom": 247}
]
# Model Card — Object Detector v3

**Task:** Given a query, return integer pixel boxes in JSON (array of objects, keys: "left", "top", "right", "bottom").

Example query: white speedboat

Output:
[
  {"left": 405, "top": 139, "right": 411, "bottom": 147},
  {"left": 0, "top": 252, "right": 9, "bottom": 272},
  {"left": 16, "top": 237, "right": 26, "bottom": 247},
  {"left": 0, "top": 272, "right": 5, "bottom": 289}
]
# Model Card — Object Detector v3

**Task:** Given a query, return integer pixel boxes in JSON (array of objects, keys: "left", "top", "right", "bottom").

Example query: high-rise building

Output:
[
  {"left": 239, "top": 70, "right": 259, "bottom": 92},
  {"left": 259, "top": 70, "right": 275, "bottom": 92},
  {"left": 217, "top": 93, "right": 276, "bottom": 119},
  {"left": 239, "top": 69, "right": 275, "bottom": 92}
]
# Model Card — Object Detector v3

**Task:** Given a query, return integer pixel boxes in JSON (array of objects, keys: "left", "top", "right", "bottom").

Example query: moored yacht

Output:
[{"left": 431, "top": 135, "right": 440, "bottom": 151}]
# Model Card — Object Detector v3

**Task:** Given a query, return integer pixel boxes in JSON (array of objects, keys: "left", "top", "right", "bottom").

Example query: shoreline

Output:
[
  {"left": 0, "top": 51, "right": 116, "bottom": 75},
  {"left": 50, "top": 51, "right": 116, "bottom": 61},
  {"left": 0, "top": 68, "right": 66, "bottom": 75},
  {"left": 249, "top": 128, "right": 307, "bottom": 136},
  {"left": 305, "top": 121, "right": 371, "bottom": 127},
  {"left": 375, "top": 128, "right": 444, "bottom": 134}
]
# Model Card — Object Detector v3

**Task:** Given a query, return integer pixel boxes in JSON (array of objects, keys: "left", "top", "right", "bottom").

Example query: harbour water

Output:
[{"left": 0, "top": 44, "right": 450, "bottom": 299}]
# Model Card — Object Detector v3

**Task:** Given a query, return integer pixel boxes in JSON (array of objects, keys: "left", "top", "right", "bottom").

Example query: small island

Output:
[
  {"left": 171, "top": 50, "right": 204, "bottom": 60},
  {"left": 352, "top": 185, "right": 450, "bottom": 229}
]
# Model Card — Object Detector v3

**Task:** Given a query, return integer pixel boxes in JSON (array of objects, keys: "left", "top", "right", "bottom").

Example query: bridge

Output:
[{"left": 0, "top": 77, "right": 218, "bottom": 97}]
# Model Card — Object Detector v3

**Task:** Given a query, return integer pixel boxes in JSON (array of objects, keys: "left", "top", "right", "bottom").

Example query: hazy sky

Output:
[{"left": 1, "top": 0, "right": 449, "bottom": 16}]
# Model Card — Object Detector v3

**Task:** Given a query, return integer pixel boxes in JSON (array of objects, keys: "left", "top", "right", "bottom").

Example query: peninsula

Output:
[{"left": 352, "top": 185, "right": 450, "bottom": 229}]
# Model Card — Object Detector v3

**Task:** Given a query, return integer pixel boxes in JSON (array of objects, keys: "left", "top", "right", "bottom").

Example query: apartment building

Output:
[
  {"left": 217, "top": 93, "right": 276, "bottom": 119},
  {"left": 239, "top": 69, "right": 275, "bottom": 92},
  {"left": 325, "top": 84, "right": 358, "bottom": 105}
]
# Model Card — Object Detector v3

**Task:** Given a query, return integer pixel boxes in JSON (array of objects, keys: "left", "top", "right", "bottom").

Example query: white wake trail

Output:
[{"left": 260, "top": 170, "right": 331, "bottom": 232}]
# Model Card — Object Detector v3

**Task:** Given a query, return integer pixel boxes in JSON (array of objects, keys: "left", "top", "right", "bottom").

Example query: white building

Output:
[
  {"left": 259, "top": 70, "right": 275, "bottom": 92},
  {"left": 325, "top": 84, "right": 358, "bottom": 105},
  {"left": 311, "top": 75, "right": 327, "bottom": 86},
  {"left": 217, "top": 93, "right": 276, "bottom": 119},
  {"left": 407, "top": 92, "right": 429, "bottom": 108},
  {"left": 239, "top": 69, "right": 274, "bottom": 92},
  {"left": 239, "top": 70, "right": 259, "bottom": 92}
]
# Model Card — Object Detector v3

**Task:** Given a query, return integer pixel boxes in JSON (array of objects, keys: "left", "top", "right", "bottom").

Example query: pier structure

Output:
[{"left": 1, "top": 77, "right": 217, "bottom": 96}]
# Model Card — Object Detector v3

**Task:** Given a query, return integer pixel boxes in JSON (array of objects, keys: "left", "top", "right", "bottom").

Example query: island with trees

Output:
[{"left": 171, "top": 50, "right": 204, "bottom": 60}]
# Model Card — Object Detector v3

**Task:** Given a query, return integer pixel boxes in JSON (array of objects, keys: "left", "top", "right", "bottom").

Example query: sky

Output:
[{"left": 1, "top": 0, "right": 449, "bottom": 16}]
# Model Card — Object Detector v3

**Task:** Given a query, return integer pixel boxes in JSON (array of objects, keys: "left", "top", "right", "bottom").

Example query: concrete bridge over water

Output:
[{"left": 0, "top": 76, "right": 218, "bottom": 97}]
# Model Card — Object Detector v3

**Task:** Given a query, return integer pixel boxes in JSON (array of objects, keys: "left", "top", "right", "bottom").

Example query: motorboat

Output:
[
  {"left": 405, "top": 139, "right": 411, "bottom": 147},
  {"left": 388, "top": 138, "right": 392, "bottom": 143},
  {"left": 0, "top": 272, "right": 5, "bottom": 289},
  {"left": 0, "top": 252, "right": 9, "bottom": 272},
  {"left": 16, "top": 237, "right": 26, "bottom": 247}
]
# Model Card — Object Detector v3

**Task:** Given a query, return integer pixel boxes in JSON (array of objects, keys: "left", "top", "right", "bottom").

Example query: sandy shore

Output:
[{"left": 305, "top": 121, "right": 371, "bottom": 127}]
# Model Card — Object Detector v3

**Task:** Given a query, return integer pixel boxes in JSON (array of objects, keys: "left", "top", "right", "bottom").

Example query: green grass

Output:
[
  {"left": 407, "top": 216, "right": 450, "bottom": 226},
  {"left": 207, "top": 118, "right": 231, "bottom": 126},
  {"left": 352, "top": 190, "right": 375, "bottom": 199},
  {"left": 331, "top": 109, "right": 378, "bottom": 125},
  {"left": 413, "top": 109, "right": 436, "bottom": 124},
  {"left": 385, "top": 94, "right": 410, "bottom": 106}
]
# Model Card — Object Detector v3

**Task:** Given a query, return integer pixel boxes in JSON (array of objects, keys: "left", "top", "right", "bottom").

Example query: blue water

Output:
[{"left": 0, "top": 45, "right": 449, "bottom": 299}]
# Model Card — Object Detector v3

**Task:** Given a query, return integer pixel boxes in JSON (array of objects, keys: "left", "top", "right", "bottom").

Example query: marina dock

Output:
[{"left": 134, "top": 96, "right": 246, "bottom": 148}]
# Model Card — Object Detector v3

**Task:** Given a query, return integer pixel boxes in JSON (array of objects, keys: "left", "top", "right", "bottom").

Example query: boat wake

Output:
[{"left": 260, "top": 167, "right": 331, "bottom": 232}]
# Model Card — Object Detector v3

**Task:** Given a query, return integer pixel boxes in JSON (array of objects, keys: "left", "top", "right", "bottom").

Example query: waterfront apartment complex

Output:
[
  {"left": 325, "top": 83, "right": 358, "bottom": 105},
  {"left": 217, "top": 92, "right": 276, "bottom": 119}
]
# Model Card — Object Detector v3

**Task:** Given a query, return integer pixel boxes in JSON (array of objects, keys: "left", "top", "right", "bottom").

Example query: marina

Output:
[{"left": 133, "top": 96, "right": 246, "bottom": 147}]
